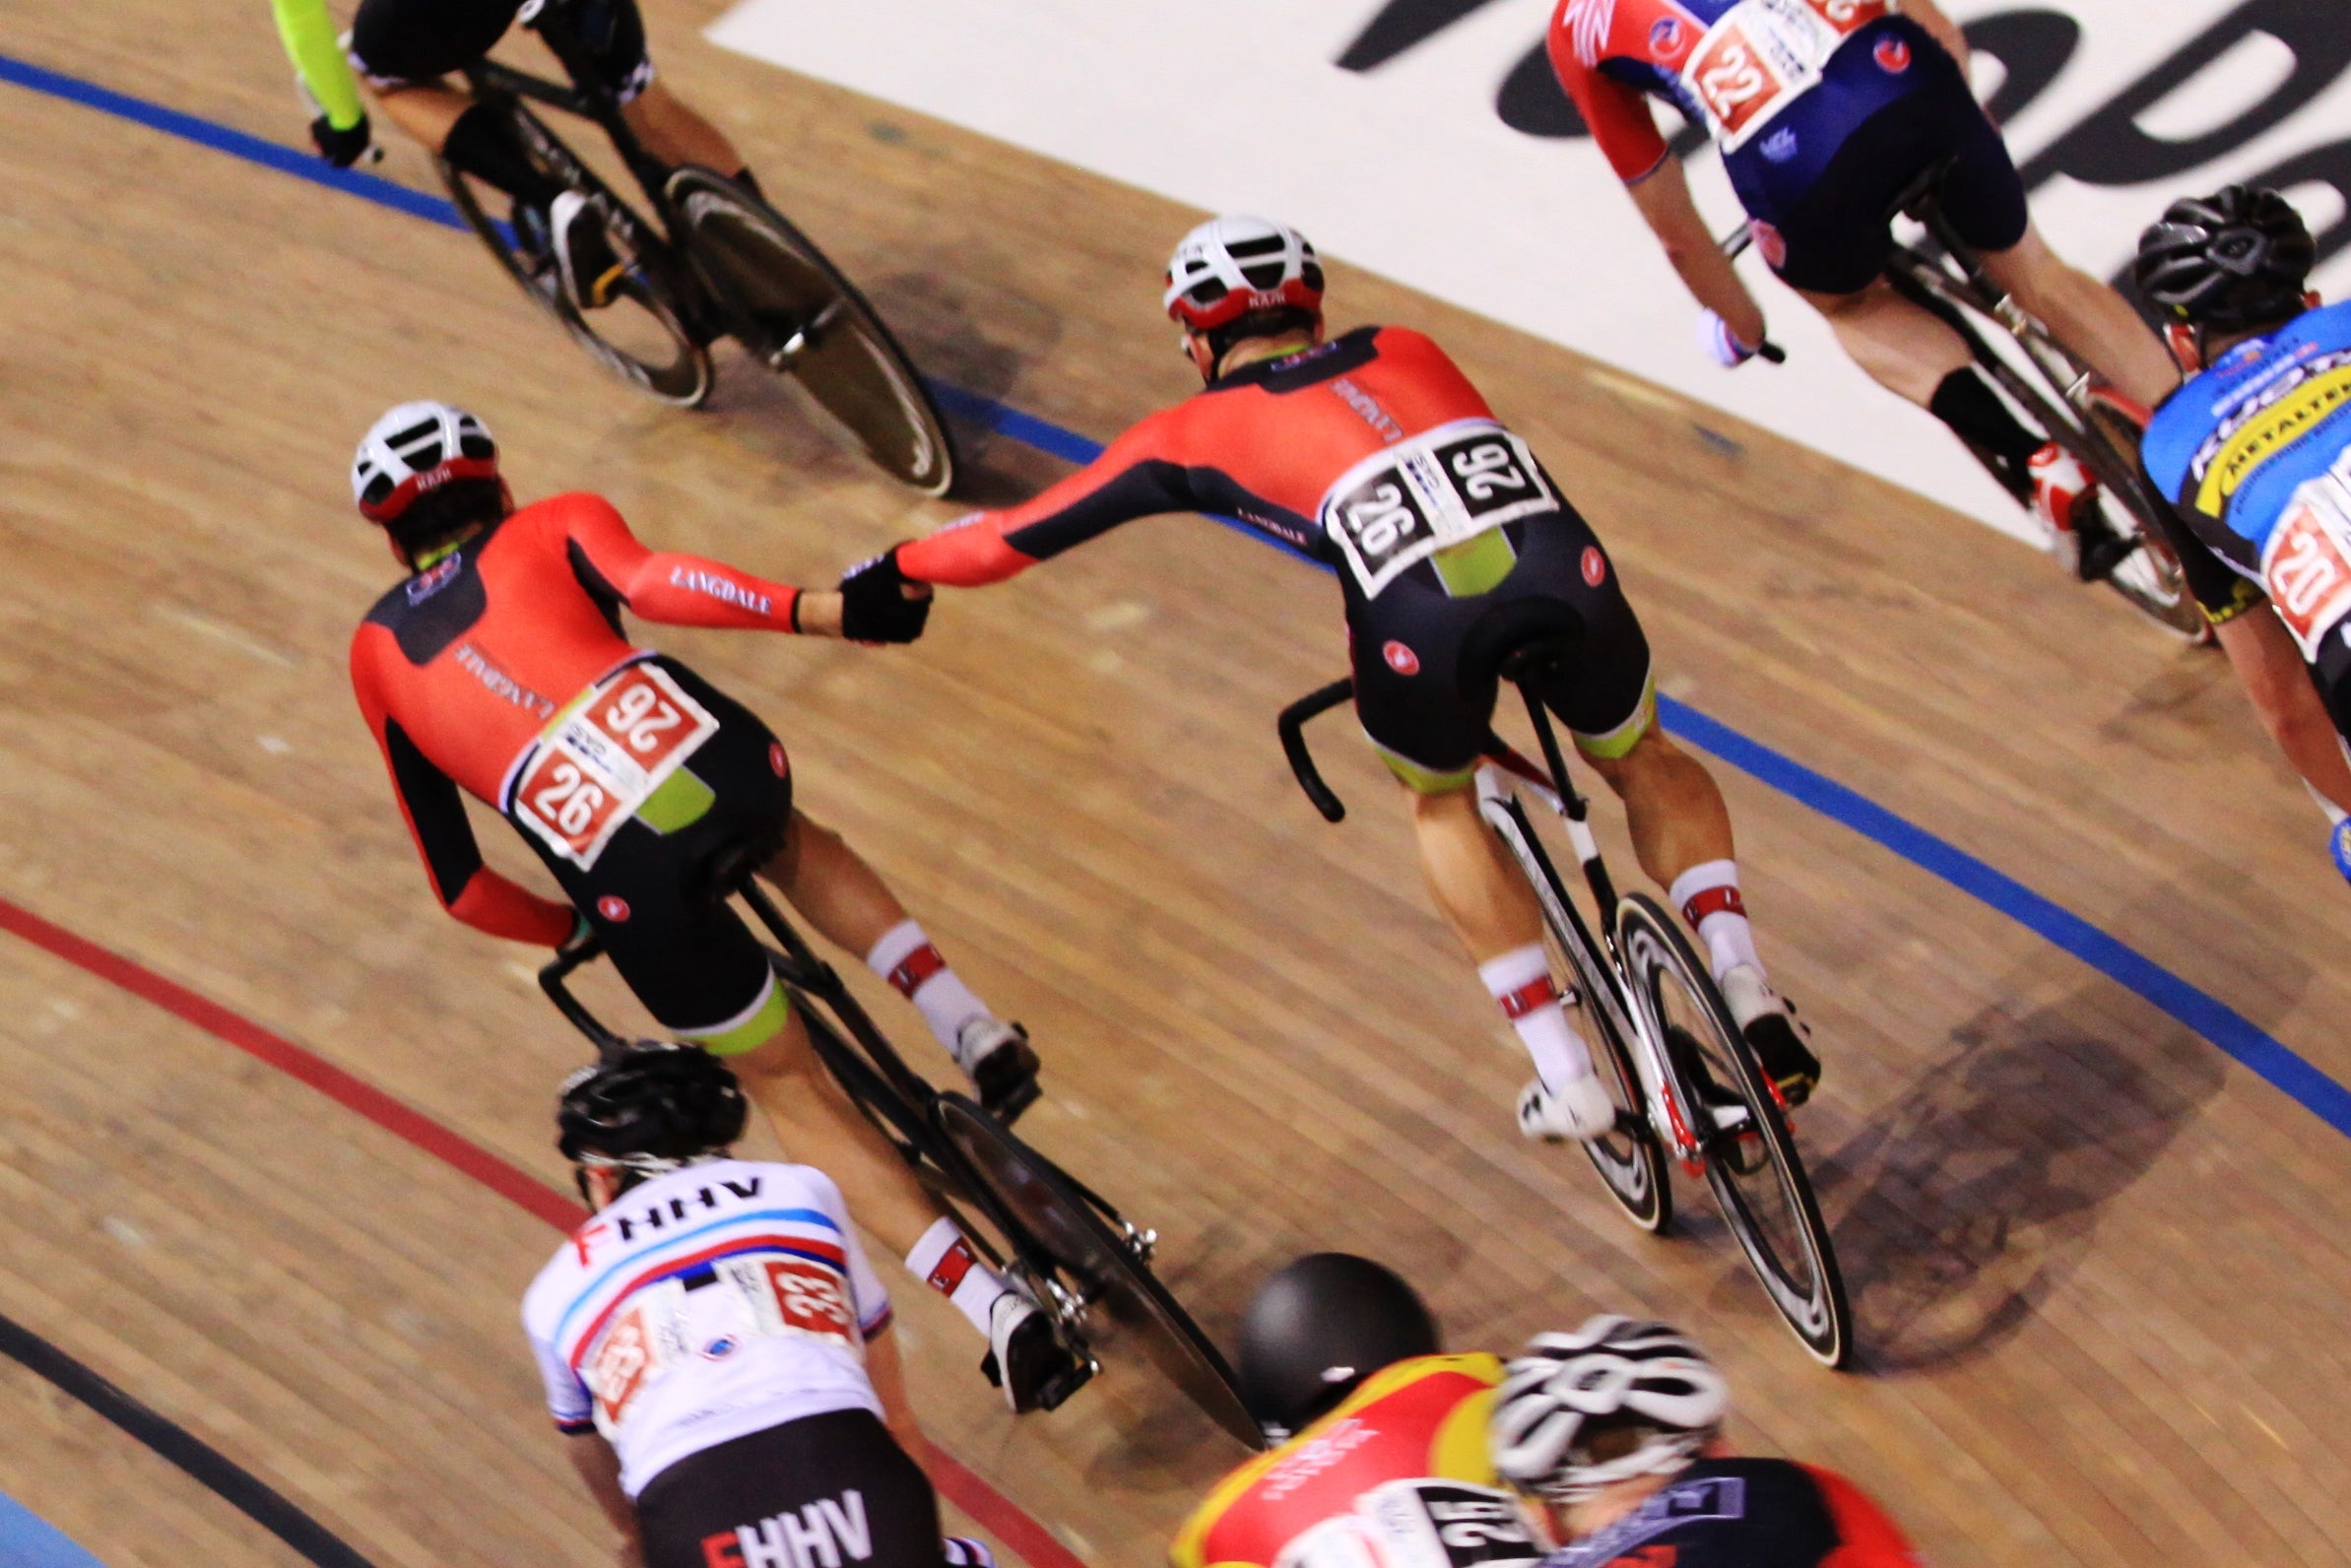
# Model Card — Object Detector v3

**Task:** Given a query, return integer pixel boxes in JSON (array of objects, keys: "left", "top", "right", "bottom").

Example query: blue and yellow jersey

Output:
[
  {"left": 1170, "top": 1353, "right": 1540, "bottom": 1568},
  {"left": 2144, "top": 298, "right": 2351, "bottom": 580}
]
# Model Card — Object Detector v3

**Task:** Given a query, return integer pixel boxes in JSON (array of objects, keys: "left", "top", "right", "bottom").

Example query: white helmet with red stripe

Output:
[
  {"left": 350, "top": 401, "right": 499, "bottom": 524},
  {"left": 1163, "top": 216, "right": 1325, "bottom": 332}
]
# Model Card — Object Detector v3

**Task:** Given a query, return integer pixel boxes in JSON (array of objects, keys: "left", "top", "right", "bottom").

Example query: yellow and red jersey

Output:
[{"left": 1170, "top": 1353, "right": 1541, "bottom": 1568}]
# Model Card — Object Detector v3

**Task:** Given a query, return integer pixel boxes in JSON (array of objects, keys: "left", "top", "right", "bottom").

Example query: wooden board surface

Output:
[{"left": 4, "top": 3, "right": 2350, "bottom": 1564}]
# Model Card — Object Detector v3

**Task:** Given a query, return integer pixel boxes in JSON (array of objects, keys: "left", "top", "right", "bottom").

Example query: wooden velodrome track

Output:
[{"left": 5, "top": 1, "right": 2351, "bottom": 1563}]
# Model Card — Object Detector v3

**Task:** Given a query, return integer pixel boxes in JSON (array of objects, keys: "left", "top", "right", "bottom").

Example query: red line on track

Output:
[{"left": 0, "top": 895, "right": 1088, "bottom": 1568}]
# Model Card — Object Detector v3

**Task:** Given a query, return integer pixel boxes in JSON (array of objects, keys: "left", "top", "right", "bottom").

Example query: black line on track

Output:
[{"left": 0, "top": 1305, "right": 377, "bottom": 1567}]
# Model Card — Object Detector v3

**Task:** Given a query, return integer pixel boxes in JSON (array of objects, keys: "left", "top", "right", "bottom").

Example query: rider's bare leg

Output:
[
  {"left": 1406, "top": 780, "right": 1547, "bottom": 961},
  {"left": 369, "top": 80, "right": 474, "bottom": 152},
  {"left": 1798, "top": 279, "right": 1975, "bottom": 406},
  {"left": 728, "top": 1010, "right": 945, "bottom": 1256},
  {"left": 760, "top": 811, "right": 1019, "bottom": 1078},
  {"left": 1980, "top": 223, "right": 2180, "bottom": 411},
  {"left": 760, "top": 810, "right": 906, "bottom": 955},
  {"left": 620, "top": 82, "right": 744, "bottom": 176},
  {"left": 1580, "top": 728, "right": 1734, "bottom": 889}
]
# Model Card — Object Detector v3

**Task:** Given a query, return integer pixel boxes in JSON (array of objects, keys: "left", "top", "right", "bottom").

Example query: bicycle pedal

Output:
[{"left": 983, "top": 1072, "right": 1041, "bottom": 1126}]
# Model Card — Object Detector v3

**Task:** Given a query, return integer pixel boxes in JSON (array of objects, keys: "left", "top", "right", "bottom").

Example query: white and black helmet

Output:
[
  {"left": 350, "top": 400, "right": 499, "bottom": 525},
  {"left": 1489, "top": 1317, "right": 1729, "bottom": 1501},
  {"left": 1163, "top": 215, "right": 1325, "bottom": 333}
]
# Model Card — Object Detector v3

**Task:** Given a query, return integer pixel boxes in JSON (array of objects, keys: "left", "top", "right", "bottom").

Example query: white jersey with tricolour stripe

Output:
[{"left": 522, "top": 1158, "right": 893, "bottom": 1497}]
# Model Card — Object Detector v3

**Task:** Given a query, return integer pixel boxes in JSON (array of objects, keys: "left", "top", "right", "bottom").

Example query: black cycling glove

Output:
[
  {"left": 310, "top": 111, "right": 374, "bottom": 169},
  {"left": 838, "top": 546, "right": 934, "bottom": 644}
]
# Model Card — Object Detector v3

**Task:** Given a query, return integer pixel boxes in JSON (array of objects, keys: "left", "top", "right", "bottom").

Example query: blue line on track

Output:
[
  {"left": 0, "top": 1493, "right": 106, "bottom": 1568},
  {"left": 6, "top": 49, "right": 2346, "bottom": 1137}
]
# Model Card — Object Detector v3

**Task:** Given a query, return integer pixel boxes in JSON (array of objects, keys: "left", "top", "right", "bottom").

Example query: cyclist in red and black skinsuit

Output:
[
  {"left": 847, "top": 218, "right": 1821, "bottom": 1137},
  {"left": 344, "top": 401, "right": 1090, "bottom": 1416},
  {"left": 1545, "top": 0, "right": 2177, "bottom": 568}
]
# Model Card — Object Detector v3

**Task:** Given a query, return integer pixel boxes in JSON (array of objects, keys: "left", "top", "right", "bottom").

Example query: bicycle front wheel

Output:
[
  {"left": 933, "top": 1095, "right": 1261, "bottom": 1449},
  {"left": 666, "top": 169, "right": 956, "bottom": 495},
  {"left": 437, "top": 136, "right": 711, "bottom": 407},
  {"left": 1616, "top": 895, "right": 1850, "bottom": 1367}
]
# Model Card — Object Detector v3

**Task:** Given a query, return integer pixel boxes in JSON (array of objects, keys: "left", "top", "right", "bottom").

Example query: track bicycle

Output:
[
  {"left": 435, "top": 0, "right": 955, "bottom": 493},
  {"left": 1727, "top": 161, "right": 2206, "bottom": 640},
  {"left": 1277, "top": 642, "right": 1852, "bottom": 1367},
  {"left": 536, "top": 861, "right": 1261, "bottom": 1448}
]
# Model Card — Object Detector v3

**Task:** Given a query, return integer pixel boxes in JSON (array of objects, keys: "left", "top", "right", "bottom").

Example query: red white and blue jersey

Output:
[
  {"left": 1546, "top": 0, "right": 1936, "bottom": 220},
  {"left": 522, "top": 1159, "right": 893, "bottom": 1497}
]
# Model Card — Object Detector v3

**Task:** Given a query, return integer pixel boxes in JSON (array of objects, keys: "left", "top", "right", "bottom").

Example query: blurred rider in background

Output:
[
  {"left": 1547, "top": 0, "right": 2178, "bottom": 576},
  {"left": 527, "top": 1041, "right": 998, "bottom": 1568},
  {"left": 271, "top": 0, "right": 746, "bottom": 308},
  {"left": 346, "top": 401, "right": 1085, "bottom": 1414},
  {"left": 1170, "top": 1253, "right": 1544, "bottom": 1568},
  {"left": 1490, "top": 1318, "right": 1919, "bottom": 1565}
]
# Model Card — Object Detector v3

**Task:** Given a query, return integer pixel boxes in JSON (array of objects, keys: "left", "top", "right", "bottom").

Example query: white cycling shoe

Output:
[
  {"left": 1516, "top": 1075, "right": 1618, "bottom": 1143},
  {"left": 1720, "top": 964, "right": 1820, "bottom": 1106},
  {"left": 954, "top": 1016, "right": 1040, "bottom": 1122}
]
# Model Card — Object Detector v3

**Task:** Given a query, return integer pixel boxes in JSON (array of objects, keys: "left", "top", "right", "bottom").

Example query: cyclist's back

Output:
[
  {"left": 2141, "top": 296, "right": 2351, "bottom": 581},
  {"left": 1536, "top": 1457, "right": 1918, "bottom": 1567},
  {"left": 1175, "top": 1352, "right": 1542, "bottom": 1568},
  {"left": 350, "top": 489, "right": 800, "bottom": 809}
]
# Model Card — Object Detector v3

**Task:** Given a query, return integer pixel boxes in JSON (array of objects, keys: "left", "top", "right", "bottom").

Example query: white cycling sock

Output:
[
  {"left": 1478, "top": 944, "right": 1594, "bottom": 1092},
  {"left": 866, "top": 920, "right": 990, "bottom": 1058},
  {"left": 904, "top": 1216, "right": 1011, "bottom": 1338},
  {"left": 1668, "top": 860, "right": 1762, "bottom": 984}
]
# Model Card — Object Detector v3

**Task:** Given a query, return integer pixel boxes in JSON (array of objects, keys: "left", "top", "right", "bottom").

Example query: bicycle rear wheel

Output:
[
  {"left": 666, "top": 169, "right": 955, "bottom": 495},
  {"left": 436, "top": 131, "right": 711, "bottom": 407},
  {"left": 1616, "top": 895, "right": 1850, "bottom": 1367},
  {"left": 933, "top": 1095, "right": 1261, "bottom": 1448},
  {"left": 1485, "top": 794, "right": 1670, "bottom": 1231}
]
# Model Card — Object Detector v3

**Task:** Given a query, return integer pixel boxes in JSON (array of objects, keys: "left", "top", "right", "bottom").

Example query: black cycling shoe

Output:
[
  {"left": 1742, "top": 1012, "right": 1821, "bottom": 1108},
  {"left": 2072, "top": 508, "right": 2141, "bottom": 584},
  {"left": 979, "top": 1295, "right": 1094, "bottom": 1413},
  {"left": 958, "top": 1018, "right": 1041, "bottom": 1124}
]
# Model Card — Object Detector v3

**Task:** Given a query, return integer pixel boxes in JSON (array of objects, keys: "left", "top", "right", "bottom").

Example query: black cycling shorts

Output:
[
  {"left": 2151, "top": 505, "right": 2266, "bottom": 626},
  {"left": 350, "top": 0, "right": 653, "bottom": 102},
  {"left": 510, "top": 659, "right": 791, "bottom": 1040},
  {"left": 634, "top": 1409, "right": 947, "bottom": 1568},
  {"left": 1349, "top": 509, "right": 1655, "bottom": 789},
  {"left": 1759, "top": 52, "right": 2028, "bottom": 295}
]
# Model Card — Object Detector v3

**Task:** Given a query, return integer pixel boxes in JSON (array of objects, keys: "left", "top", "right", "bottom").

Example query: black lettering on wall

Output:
[
  {"left": 1963, "top": 10, "right": 2082, "bottom": 127},
  {"left": 1338, "top": 0, "right": 1509, "bottom": 72},
  {"left": 1497, "top": 40, "right": 1584, "bottom": 137},
  {"left": 2018, "top": 0, "right": 2351, "bottom": 193}
]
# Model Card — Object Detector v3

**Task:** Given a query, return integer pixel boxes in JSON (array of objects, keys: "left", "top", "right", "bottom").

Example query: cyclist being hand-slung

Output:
[
  {"left": 270, "top": 0, "right": 746, "bottom": 309},
  {"left": 345, "top": 402, "right": 1087, "bottom": 1414},
  {"left": 1547, "top": 0, "right": 2179, "bottom": 576},
  {"left": 847, "top": 219, "right": 1820, "bottom": 1139}
]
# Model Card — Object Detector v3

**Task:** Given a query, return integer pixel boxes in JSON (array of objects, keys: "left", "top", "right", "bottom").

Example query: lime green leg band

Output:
[
  {"left": 1572, "top": 675, "right": 1658, "bottom": 762},
  {"left": 1371, "top": 736, "right": 1480, "bottom": 795},
  {"left": 684, "top": 970, "right": 792, "bottom": 1057}
]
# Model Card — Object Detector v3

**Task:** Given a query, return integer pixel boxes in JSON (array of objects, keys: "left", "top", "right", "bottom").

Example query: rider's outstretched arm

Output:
[
  {"left": 555, "top": 493, "right": 817, "bottom": 633},
  {"left": 896, "top": 416, "right": 1199, "bottom": 587},
  {"left": 353, "top": 652, "right": 576, "bottom": 946},
  {"left": 269, "top": 0, "right": 366, "bottom": 132}
]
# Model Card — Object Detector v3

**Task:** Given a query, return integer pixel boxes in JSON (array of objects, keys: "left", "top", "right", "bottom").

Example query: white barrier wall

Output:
[{"left": 709, "top": 0, "right": 2351, "bottom": 541}]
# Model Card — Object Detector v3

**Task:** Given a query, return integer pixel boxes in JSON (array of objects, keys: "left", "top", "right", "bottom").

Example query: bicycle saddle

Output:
[
  {"left": 1458, "top": 597, "right": 1587, "bottom": 697},
  {"left": 688, "top": 820, "right": 787, "bottom": 910},
  {"left": 1885, "top": 154, "right": 1961, "bottom": 225}
]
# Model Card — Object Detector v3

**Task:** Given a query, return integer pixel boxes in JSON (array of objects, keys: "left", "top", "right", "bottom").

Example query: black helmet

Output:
[
  {"left": 2134, "top": 185, "right": 2316, "bottom": 331},
  {"left": 1235, "top": 1254, "right": 1440, "bottom": 1440},
  {"left": 556, "top": 1042, "right": 747, "bottom": 1188}
]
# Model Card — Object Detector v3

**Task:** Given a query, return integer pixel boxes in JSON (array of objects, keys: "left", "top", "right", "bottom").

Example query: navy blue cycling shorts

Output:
[{"left": 1731, "top": 23, "right": 2029, "bottom": 295}]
